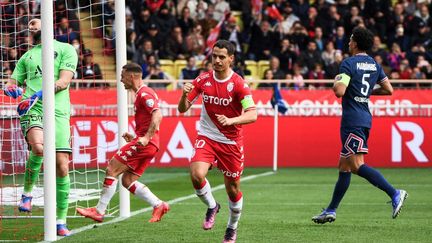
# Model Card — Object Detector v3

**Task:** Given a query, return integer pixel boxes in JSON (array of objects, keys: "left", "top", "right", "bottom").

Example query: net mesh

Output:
[{"left": 1, "top": 0, "right": 117, "bottom": 240}]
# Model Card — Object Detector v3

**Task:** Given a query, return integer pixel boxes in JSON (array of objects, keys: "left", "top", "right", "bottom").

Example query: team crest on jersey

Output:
[
  {"left": 227, "top": 82, "right": 234, "bottom": 92},
  {"left": 146, "top": 99, "right": 154, "bottom": 107}
]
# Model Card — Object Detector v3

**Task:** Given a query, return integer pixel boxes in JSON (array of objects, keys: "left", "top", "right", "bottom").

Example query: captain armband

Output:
[
  {"left": 241, "top": 95, "right": 255, "bottom": 110},
  {"left": 335, "top": 73, "right": 351, "bottom": 86}
]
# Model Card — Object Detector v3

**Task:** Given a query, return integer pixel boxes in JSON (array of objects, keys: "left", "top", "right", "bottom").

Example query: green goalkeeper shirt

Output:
[{"left": 11, "top": 40, "right": 78, "bottom": 117}]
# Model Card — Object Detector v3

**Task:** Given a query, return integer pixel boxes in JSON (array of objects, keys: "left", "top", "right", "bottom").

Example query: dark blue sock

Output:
[
  {"left": 357, "top": 164, "right": 397, "bottom": 198},
  {"left": 327, "top": 171, "right": 351, "bottom": 211}
]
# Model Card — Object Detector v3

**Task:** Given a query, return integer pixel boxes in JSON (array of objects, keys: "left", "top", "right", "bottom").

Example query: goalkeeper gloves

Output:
[
  {"left": 3, "top": 84, "right": 23, "bottom": 98},
  {"left": 17, "top": 90, "right": 43, "bottom": 117}
]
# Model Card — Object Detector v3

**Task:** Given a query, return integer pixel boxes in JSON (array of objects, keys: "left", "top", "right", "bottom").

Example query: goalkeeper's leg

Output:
[
  {"left": 55, "top": 117, "right": 73, "bottom": 236},
  {"left": 23, "top": 151, "right": 43, "bottom": 194},
  {"left": 56, "top": 152, "right": 71, "bottom": 233},
  {"left": 20, "top": 125, "right": 44, "bottom": 212}
]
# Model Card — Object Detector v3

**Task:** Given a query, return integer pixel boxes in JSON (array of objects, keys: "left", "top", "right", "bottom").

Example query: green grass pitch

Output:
[{"left": 1, "top": 168, "right": 431, "bottom": 242}]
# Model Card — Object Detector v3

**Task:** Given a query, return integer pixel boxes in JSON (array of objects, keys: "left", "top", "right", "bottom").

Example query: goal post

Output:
[
  {"left": 41, "top": 0, "right": 56, "bottom": 240},
  {"left": 0, "top": 0, "right": 129, "bottom": 240},
  {"left": 114, "top": 0, "right": 130, "bottom": 218}
]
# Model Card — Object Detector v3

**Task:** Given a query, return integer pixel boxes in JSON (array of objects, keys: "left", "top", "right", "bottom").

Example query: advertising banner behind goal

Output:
[{"left": 1, "top": 116, "right": 431, "bottom": 174}]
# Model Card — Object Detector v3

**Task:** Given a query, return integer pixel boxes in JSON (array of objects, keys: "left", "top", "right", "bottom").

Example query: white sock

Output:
[
  {"left": 96, "top": 176, "right": 118, "bottom": 214},
  {"left": 227, "top": 196, "right": 243, "bottom": 229},
  {"left": 195, "top": 178, "right": 216, "bottom": 209},
  {"left": 128, "top": 181, "right": 162, "bottom": 207},
  {"left": 56, "top": 219, "right": 66, "bottom": 225}
]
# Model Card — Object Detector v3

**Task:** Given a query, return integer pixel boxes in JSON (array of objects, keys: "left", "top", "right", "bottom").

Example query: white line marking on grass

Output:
[
  {"left": 245, "top": 183, "right": 432, "bottom": 187},
  {"left": 53, "top": 171, "right": 275, "bottom": 242}
]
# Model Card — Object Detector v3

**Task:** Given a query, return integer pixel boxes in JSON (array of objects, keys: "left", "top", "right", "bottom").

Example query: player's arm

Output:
[
  {"left": 3, "top": 78, "right": 23, "bottom": 98},
  {"left": 136, "top": 109, "right": 162, "bottom": 146},
  {"left": 216, "top": 94, "right": 257, "bottom": 126},
  {"left": 371, "top": 79, "right": 393, "bottom": 95},
  {"left": 56, "top": 43, "right": 78, "bottom": 93},
  {"left": 54, "top": 70, "right": 74, "bottom": 93},
  {"left": 178, "top": 82, "right": 195, "bottom": 113},
  {"left": 4, "top": 54, "right": 27, "bottom": 98},
  {"left": 372, "top": 67, "right": 393, "bottom": 96},
  {"left": 122, "top": 132, "right": 135, "bottom": 142},
  {"left": 216, "top": 108, "right": 257, "bottom": 126},
  {"left": 333, "top": 73, "right": 350, "bottom": 98}
]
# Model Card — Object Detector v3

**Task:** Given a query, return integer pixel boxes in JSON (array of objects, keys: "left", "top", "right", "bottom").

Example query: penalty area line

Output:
[{"left": 51, "top": 171, "right": 275, "bottom": 242}]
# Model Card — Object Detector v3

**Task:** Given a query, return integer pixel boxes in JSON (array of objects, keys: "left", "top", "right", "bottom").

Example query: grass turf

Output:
[{"left": 1, "top": 168, "right": 431, "bottom": 242}]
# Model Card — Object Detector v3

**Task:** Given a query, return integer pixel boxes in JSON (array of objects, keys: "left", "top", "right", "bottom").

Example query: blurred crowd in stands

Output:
[
  {"left": 0, "top": 0, "right": 104, "bottom": 86},
  {"left": 1, "top": 0, "right": 431, "bottom": 89}
]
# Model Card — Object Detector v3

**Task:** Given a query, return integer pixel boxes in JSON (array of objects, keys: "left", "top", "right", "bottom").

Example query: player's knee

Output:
[
  {"left": 31, "top": 145, "right": 44, "bottom": 156},
  {"left": 350, "top": 166, "right": 360, "bottom": 174},
  {"left": 106, "top": 164, "right": 121, "bottom": 178},
  {"left": 121, "top": 176, "right": 134, "bottom": 189},
  {"left": 190, "top": 170, "right": 205, "bottom": 185},
  {"left": 227, "top": 190, "right": 241, "bottom": 202},
  {"left": 56, "top": 163, "right": 69, "bottom": 177}
]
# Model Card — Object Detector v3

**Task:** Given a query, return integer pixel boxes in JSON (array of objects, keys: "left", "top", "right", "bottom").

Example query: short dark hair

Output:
[
  {"left": 122, "top": 63, "right": 143, "bottom": 74},
  {"left": 213, "top": 40, "right": 235, "bottom": 56},
  {"left": 351, "top": 27, "right": 374, "bottom": 52}
]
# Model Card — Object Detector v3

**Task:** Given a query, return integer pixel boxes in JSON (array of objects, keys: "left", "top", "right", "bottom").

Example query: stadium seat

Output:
[
  {"left": 159, "top": 59, "right": 175, "bottom": 78},
  {"left": 231, "top": 11, "right": 243, "bottom": 31},
  {"left": 245, "top": 60, "right": 258, "bottom": 79},
  {"left": 196, "top": 59, "right": 204, "bottom": 69},
  {"left": 174, "top": 60, "right": 187, "bottom": 79},
  {"left": 258, "top": 60, "right": 270, "bottom": 79}
]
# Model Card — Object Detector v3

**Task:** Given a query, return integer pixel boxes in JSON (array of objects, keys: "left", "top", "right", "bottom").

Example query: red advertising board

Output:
[
  {"left": 1, "top": 89, "right": 431, "bottom": 174},
  {"left": 3, "top": 116, "right": 430, "bottom": 175},
  {"left": 64, "top": 116, "right": 432, "bottom": 168},
  {"left": 68, "top": 89, "right": 432, "bottom": 107}
]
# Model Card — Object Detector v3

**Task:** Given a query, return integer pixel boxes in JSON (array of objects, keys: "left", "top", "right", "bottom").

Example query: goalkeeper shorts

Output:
[
  {"left": 190, "top": 135, "right": 244, "bottom": 181},
  {"left": 20, "top": 113, "right": 72, "bottom": 153}
]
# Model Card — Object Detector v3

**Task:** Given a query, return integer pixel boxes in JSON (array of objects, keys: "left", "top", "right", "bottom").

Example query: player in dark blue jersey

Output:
[{"left": 312, "top": 27, "right": 408, "bottom": 224}]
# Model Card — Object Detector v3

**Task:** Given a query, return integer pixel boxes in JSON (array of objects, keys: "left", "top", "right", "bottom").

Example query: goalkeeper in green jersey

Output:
[{"left": 3, "top": 19, "right": 78, "bottom": 236}]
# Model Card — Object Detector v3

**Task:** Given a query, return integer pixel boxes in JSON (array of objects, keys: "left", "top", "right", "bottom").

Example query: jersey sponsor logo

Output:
[
  {"left": 34, "top": 65, "right": 43, "bottom": 77},
  {"left": 220, "top": 168, "right": 241, "bottom": 178},
  {"left": 356, "top": 62, "right": 377, "bottom": 71},
  {"left": 146, "top": 99, "right": 155, "bottom": 107},
  {"left": 354, "top": 96, "right": 370, "bottom": 103},
  {"left": 392, "top": 121, "right": 428, "bottom": 163},
  {"left": 65, "top": 63, "right": 76, "bottom": 69},
  {"left": 227, "top": 82, "right": 234, "bottom": 92},
  {"left": 202, "top": 94, "right": 232, "bottom": 106}
]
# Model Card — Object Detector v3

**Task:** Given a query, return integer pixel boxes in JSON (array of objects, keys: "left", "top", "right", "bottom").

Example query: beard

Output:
[{"left": 32, "top": 30, "right": 42, "bottom": 44}]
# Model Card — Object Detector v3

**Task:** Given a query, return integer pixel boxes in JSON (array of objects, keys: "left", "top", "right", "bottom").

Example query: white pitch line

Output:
[{"left": 48, "top": 171, "right": 275, "bottom": 242}]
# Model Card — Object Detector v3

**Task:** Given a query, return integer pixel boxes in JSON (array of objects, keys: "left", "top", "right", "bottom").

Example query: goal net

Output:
[{"left": 1, "top": 0, "right": 118, "bottom": 240}]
